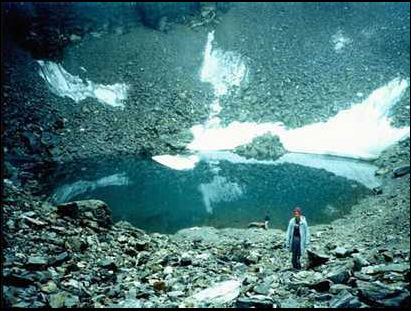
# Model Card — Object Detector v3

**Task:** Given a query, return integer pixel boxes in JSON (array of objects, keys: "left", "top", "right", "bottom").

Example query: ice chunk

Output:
[{"left": 152, "top": 155, "right": 200, "bottom": 170}]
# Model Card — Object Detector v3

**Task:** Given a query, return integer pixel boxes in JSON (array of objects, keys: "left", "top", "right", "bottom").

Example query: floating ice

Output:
[
  {"left": 152, "top": 154, "right": 200, "bottom": 170},
  {"left": 38, "top": 60, "right": 128, "bottom": 108},
  {"left": 49, "top": 173, "right": 130, "bottom": 204}
]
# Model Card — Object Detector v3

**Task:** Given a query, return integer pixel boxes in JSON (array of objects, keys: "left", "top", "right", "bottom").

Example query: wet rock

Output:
[
  {"left": 307, "top": 249, "right": 330, "bottom": 268},
  {"left": 330, "top": 290, "right": 363, "bottom": 308},
  {"left": 236, "top": 295, "right": 274, "bottom": 308},
  {"left": 393, "top": 165, "right": 410, "bottom": 178}
]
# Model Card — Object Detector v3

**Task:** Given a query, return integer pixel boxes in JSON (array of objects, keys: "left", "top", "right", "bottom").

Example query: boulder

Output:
[
  {"left": 353, "top": 255, "right": 370, "bottom": 271},
  {"left": 26, "top": 256, "right": 49, "bottom": 271},
  {"left": 192, "top": 280, "right": 241, "bottom": 305},
  {"left": 334, "top": 246, "right": 352, "bottom": 258},
  {"left": 393, "top": 165, "right": 410, "bottom": 178},
  {"left": 357, "top": 280, "right": 409, "bottom": 307},
  {"left": 307, "top": 250, "right": 330, "bottom": 268},
  {"left": 326, "top": 268, "right": 351, "bottom": 284},
  {"left": 57, "top": 200, "right": 112, "bottom": 227},
  {"left": 49, "top": 292, "right": 67, "bottom": 308},
  {"left": 330, "top": 290, "right": 363, "bottom": 308}
]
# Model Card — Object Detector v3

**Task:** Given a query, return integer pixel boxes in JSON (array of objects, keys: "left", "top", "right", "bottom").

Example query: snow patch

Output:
[
  {"left": 38, "top": 60, "right": 128, "bottom": 108},
  {"left": 188, "top": 78, "right": 410, "bottom": 160}
]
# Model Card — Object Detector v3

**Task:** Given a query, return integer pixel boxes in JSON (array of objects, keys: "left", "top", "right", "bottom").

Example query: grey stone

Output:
[
  {"left": 357, "top": 280, "right": 407, "bottom": 307},
  {"left": 98, "top": 259, "right": 117, "bottom": 271},
  {"left": 50, "top": 252, "right": 70, "bottom": 266},
  {"left": 353, "top": 255, "right": 370, "bottom": 271},
  {"left": 330, "top": 290, "right": 362, "bottom": 308},
  {"left": 236, "top": 296, "right": 274, "bottom": 308},
  {"left": 393, "top": 165, "right": 410, "bottom": 178},
  {"left": 334, "top": 247, "right": 350, "bottom": 258},
  {"left": 57, "top": 200, "right": 112, "bottom": 227},
  {"left": 326, "top": 268, "right": 351, "bottom": 284},
  {"left": 49, "top": 292, "right": 68, "bottom": 308},
  {"left": 254, "top": 284, "right": 271, "bottom": 296},
  {"left": 26, "top": 256, "right": 49, "bottom": 270},
  {"left": 307, "top": 249, "right": 330, "bottom": 268},
  {"left": 330, "top": 284, "right": 352, "bottom": 295}
]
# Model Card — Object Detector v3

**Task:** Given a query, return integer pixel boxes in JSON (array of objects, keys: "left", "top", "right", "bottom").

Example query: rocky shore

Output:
[{"left": 2, "top": 156, "right": 409, "bottom": 308}]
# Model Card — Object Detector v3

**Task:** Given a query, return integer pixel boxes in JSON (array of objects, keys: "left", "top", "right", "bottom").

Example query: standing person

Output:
[{"left": 285, "top": 207, "right": 310, "bottom": 270}]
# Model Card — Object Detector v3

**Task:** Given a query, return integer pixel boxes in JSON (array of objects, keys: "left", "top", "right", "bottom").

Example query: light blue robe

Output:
[{"left": 285, "top": 216, "right": 310, "bottom": 254}]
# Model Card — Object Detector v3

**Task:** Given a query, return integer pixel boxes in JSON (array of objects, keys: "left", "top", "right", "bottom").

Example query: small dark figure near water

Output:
[
  {"left": 285, "top": 208, "right": 310, "bottom": 270},
  {"left": 248, "top": 215, "right": 270, "bottom": 230}
]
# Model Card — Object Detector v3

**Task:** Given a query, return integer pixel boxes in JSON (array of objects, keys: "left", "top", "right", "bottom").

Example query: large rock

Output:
[
  {"left": 361, "top": 263, "right": 410, "bottom": 275},
  {"left": 307, "top": 249, "right": 330, "bottom": 268},
  {"left": 234, "top": 133, "right": 287, "bottom": 161},
  {"left": 393, "top": 165, "right": 410, "bottom": 178},
  {"left": 353, "top": 254, "right": 370, "bottom": 271},
  {"left": 357, "top": 280, "right": 409, "bottom": 307},
  {"left": 326, "top": 268, "right": 351, "bottom": 284},
  {"left": 26, "top": 256, "right": 49, "bottom": 271},
  {"left": 57, "top": 200, "right": 112, "bottom": 227},
  {"left": 330, "top": 290, "right": 363, "bottom": 308}
]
